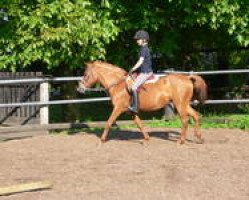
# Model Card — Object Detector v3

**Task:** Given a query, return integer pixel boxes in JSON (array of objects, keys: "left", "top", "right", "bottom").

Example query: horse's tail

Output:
[{"left": 189, "top": 75, "right": 208, "bottom": 104}]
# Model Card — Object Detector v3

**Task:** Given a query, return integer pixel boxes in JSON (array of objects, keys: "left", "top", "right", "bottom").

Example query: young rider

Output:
[{"left": 128, "top": 30, "right": 153, "bottom": 113}]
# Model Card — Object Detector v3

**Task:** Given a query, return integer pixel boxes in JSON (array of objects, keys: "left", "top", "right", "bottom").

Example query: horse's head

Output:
[
  {"left": 77, "top": 63, "right": 98, "bottom": 94},
  {"left": 77, "top": 61, "right": 128, "bottom": 93}
]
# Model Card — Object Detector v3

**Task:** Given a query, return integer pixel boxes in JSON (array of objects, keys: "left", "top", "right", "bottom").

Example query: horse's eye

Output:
[{"left": 83, "top": 74, "right": 88, "bottom": 81}]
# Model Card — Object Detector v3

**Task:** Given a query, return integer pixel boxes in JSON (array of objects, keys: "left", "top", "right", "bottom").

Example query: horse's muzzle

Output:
[
  {"left": 76, "top": 87, "right": 85, "bottom": 94},
  {"left": 77, "top": 81, "right": 86, "bottom": 94}
]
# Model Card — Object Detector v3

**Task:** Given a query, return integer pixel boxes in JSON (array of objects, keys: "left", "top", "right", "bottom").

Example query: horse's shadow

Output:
[{"left": 84, "top": 128, "right": 181, "bottom": 143}]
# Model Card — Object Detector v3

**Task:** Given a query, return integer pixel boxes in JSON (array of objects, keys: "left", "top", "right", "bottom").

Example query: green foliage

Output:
[
  {"left": 197, "top": 0, "right": 248, "bottom": 47},
  {"left": 0, "top": 0, "right": 248, "bottom": 129},
  {"left": 239, "top": 104, "right": 249, "bottom": 114},
  {"left": 106, "top": 0, "right": 248, "bottom": 69},
  {"left": 0, "top": 0, "right": 248, "bottom": 72},
  {"left": 0, "top": 0, "right": 119, "bottom": 71}
]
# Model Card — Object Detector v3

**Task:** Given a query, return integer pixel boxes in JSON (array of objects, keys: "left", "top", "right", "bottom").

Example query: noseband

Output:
[{"left": 77, "top": 67, "right": 93, "bottom": 93}]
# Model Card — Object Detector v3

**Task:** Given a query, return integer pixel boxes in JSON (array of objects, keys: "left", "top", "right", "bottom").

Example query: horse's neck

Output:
[
  {"left": 96, "top": 69, "right": 128, "bottom": 100},
  {"left": 97, "top": 69, "right": 126, "bottom": 90}
]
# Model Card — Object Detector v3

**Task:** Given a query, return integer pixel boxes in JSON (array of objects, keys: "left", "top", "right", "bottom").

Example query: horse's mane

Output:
[{"left": 86, "top": 61, "right": 127, "bottom": 76}]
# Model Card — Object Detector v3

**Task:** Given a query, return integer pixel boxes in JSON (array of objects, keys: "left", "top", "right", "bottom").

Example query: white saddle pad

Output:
[{"left": 144, "top": 75, "right": 160, "bottom": 84}]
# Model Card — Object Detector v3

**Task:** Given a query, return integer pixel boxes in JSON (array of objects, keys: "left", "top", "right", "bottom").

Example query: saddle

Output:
[{"left": 126, "top": 73, "right": 160, "bottom": 92}]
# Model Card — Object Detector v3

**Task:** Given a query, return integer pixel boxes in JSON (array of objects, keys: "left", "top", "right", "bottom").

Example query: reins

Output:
[{"left": 105, "top": 74, "right": 129, "bottom": 91}]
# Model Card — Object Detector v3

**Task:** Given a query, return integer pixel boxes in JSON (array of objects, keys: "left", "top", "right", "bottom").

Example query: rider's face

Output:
[{"left": 136, "top": 39, "right": 143, "bottom": 46}]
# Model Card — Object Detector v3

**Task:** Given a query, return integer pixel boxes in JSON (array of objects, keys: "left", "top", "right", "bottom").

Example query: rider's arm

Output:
[{"left": 131, "top": 57, "right": 144, "bottom": 72}]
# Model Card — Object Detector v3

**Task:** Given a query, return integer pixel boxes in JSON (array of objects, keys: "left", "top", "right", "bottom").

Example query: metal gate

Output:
[{"left": 0, "top": 72, "right": 42, "bottom": 125}]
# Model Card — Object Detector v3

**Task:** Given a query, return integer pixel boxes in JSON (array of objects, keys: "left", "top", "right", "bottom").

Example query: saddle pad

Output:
[
  {"left": 145, "top": 75, "right": 160, "bottom": 84},
  {"left": 126, "top": 75, "right": 160, "bottom": 91}
]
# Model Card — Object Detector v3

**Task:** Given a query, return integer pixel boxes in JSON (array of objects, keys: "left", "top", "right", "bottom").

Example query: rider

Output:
[{"left": 128, "top": 30, "right": 153, "bottom": 113}]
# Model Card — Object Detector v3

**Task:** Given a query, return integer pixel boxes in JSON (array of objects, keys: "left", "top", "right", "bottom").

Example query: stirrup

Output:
[{"left": 128, "top": 106, "right": 138, "bottom": 114}]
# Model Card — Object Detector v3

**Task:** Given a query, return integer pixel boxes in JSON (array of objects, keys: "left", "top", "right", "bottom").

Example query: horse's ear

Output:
[
  {"left": 85, "top": 62, "right": 91, "bottom": 68},
  {"left": 85, "top": 62, "right": 95, "bottom": 68}
]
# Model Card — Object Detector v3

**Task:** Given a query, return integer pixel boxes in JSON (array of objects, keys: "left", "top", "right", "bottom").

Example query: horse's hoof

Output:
[
  {"left": 96, "top": 140, "right": 102, "bottom": 148},
  {"left": 97, "top": 139, "right": 106, "bottom": 148},
  {"left": 142, "top": 139, "right": 149, "bottom": 146},
  {"left": 144, "top": 136, "right": 150, "bottom": 141},
  {"left": 100, "top": 137, "right": 107, "bottom": 143},
  {"left": 177, "top": 139, "right": 185, "bottom": 145},
  {"left": 195, "top": 138, "right": 204, "bottom": 144}
]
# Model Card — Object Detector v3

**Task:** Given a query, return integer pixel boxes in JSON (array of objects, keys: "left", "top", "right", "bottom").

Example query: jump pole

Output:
[{"left": 0, "top": 181, "right": 52, "bottom": 196}]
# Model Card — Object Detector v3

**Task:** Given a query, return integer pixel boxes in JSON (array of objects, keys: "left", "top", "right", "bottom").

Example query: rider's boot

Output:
[{"left": 128, "top": 90, "right": 139, "bottom": 113}]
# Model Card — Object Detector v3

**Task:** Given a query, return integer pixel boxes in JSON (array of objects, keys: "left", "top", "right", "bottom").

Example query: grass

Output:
[
  {"left": 125, "top": 114, "right": 249, "bottom": 130},
  {"left": 200, "top": 114, "right": 249, "bottom": 130},
  {"left": 50, "top": 114, "right": 249, "bottom": 135}
]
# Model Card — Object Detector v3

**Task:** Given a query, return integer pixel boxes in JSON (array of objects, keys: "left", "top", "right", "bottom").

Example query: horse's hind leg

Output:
[
  {"left": 178, "top": 112, "right": 189, "bottom": 144},
  {"left": 187, "top": 105, "right": 204, "bottom": 143},
  {"left": 100, "top": 107, "right": 123, "bottom": 142},
  {"left": 133, "top": 115, "right": 150, "bottom": 142},
  {"left": 174, "top": 104, "right": 189, "bottom": 144}
]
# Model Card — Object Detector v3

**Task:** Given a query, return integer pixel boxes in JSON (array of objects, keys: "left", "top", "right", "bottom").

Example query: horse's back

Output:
[
  {"left": 166, "top": 74, "right": 195, "bottom": 102},
  {"left": 137, "top": 76, "right": 173, "bottom": 111}
]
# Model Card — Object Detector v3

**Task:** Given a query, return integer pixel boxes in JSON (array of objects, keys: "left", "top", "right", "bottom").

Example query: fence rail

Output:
[
  {"left": 0, "top": 98, "right": 248, "bottom": 108},
  {"left": 0, "top": 68, "right": 248, "bottom": 85},
  {"left": 163, "top": 68, "right": 249, "bottom": 75}
]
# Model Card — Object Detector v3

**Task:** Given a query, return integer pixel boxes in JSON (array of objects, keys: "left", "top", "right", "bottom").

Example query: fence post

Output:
[
  {"left": 163, "top": 103, "right": 175, "bottom": 120},
  {"left": 40, "top": 81, "right": 49, "bottom": 125}
]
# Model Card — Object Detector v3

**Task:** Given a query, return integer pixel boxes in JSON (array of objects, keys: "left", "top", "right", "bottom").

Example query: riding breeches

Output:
[{"left": 131, "top": 72, "right": 153, "bottom": 91}]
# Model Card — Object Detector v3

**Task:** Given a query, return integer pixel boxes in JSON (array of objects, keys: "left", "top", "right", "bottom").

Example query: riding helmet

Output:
[{"left": 133, "top": 30, "right": 150, "bottom": 41}]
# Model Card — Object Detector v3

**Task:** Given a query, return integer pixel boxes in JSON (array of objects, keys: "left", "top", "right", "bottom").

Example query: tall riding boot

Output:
[{"left": 128, "top": 90, "right": 139, "bottom": 113}]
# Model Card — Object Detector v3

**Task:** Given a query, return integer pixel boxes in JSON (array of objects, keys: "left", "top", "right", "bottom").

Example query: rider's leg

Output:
[
  {"left": 128, "top": 73, "right": 151, "bottom": 113},
  {"left": 128, "top": 89, "right": 139, "bottom": 113}
]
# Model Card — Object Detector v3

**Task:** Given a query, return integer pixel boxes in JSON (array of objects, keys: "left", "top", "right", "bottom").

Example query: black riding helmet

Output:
[{"left": 133, "top": 30, "right": 149, "bottom": 41}]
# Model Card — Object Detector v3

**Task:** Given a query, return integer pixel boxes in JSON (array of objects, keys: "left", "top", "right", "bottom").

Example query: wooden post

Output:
[{"left": 40, "top": 81, "right": 49, "bottom": 125}]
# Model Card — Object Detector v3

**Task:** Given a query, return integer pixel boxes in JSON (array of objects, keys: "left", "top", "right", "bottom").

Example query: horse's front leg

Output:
[
  {"left": 100, "top": 107, "right": 123, "bottom": 142},
  {"left": 133, "top": 114, "right": 150, "bottom": 142}
]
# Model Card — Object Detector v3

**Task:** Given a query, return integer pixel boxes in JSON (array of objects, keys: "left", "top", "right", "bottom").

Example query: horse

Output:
[{"left": 77, "top": 61, "right": 208, "bottom": 144}]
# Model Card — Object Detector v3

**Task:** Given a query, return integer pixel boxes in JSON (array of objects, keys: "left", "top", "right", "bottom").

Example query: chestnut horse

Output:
[{"left": 77, "top": 61, "right": 208, "bottom": 144}]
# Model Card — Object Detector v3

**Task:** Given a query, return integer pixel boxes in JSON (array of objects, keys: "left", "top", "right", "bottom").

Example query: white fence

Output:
[{"left": 0, "top": 69, "right": 248, "bottom": 125}]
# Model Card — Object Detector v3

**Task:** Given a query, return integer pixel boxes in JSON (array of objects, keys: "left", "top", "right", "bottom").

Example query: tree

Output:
[
  {"left": 0, "top": 0, "right": 120, "bottom": 121},
  {"left": 106, "top": 0, "right": 248, "bottom": 71},
  {"left": 1, "top": 0, "right": 248, "bottom": 71},
  {"left": 197, "top": 0, "right": 248, "bottom": 47},
  {"left": 0, "top": 0, "right": 119, "bottom": 71}
]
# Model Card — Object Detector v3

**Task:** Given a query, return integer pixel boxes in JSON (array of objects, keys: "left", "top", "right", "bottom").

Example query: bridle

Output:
[{"left": 77, "top": 70, "right": 92, "bottom": 93}]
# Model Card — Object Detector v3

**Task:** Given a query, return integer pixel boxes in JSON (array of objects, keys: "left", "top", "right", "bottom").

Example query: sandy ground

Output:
[{"left": 0, "top": 127, "right": 249, "bottom": 200}]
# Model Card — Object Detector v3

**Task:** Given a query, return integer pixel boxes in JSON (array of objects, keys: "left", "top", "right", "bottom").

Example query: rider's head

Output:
[{"left": 133, "top": 30, "right": 149, "bottom": 46}]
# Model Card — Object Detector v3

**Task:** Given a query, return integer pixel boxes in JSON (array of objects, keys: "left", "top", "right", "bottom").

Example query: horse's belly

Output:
[{"left": 139, "top": 93, "right": 170, "bottom": 111}]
